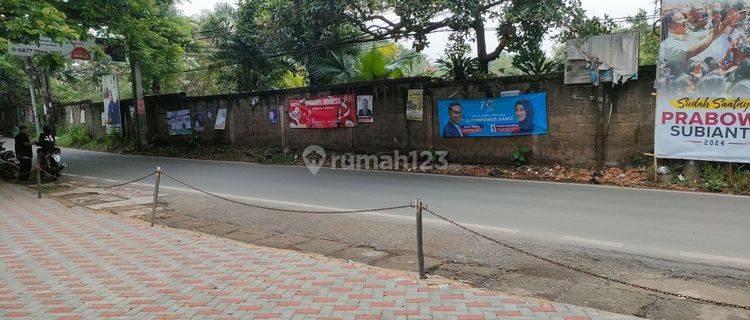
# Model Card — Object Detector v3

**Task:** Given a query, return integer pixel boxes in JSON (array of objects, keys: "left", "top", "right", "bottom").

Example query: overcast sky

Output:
[{"left": 177, "top": 0, "right": 658, "bottom": 60}]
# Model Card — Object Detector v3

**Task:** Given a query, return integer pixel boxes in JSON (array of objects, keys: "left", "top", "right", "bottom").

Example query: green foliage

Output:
[
  {"left": 729, "top": 166, "right": 750, "bottom": 194},
  {"left": 557, "top": 1, "right": 618, "bottom": 43},
  {"left": 83, "top": 131, "right": 135, "bottom": 152},
  {"left": 700, "top": 164, "right": 729, "bottom": 192},
  {"left": 56, "top": 124, "right": 91, "bottom": 147},
  {"left": 513, "top": 47, "right": 563, "bottom": 75},
  {"left": 509, "top": 145, "right": 531, "bottom": 167},
  {"left": 0, "top": 0, "right": 80, "bottom": 44},
  {"left": 436, "top": 52, "right": 481, "bottom": 81},
  {"left": 489, "top": 53, "right": 522, "bottom": 77},
  {"left": 625, "top": 9, "right": 661, "bottom": 66},
  {"left": 311, "top": 44, "right": 427, "bottom": 84},
  {"left": 0, "top": 55, "right": 29, "bottom": 111}
]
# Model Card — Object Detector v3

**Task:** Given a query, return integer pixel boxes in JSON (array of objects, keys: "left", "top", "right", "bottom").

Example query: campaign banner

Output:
[
  {"left": 102, "top": 74, "right": 121, "bottom": 133},
  {"left": 167, "top": 109, "right": 192, "bottom": 135},
  {"left": 656, "top": 0, "right": 750, "bottom": 163},
  {"left": 288, "top": 95, "right": 357, "bottom": 128},
  {"left": 438, "top": 93, "right": 548, "bottom": 138}
]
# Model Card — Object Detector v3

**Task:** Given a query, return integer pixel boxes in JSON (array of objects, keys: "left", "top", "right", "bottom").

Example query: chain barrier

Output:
[
  {"left": 161, "top": 172, "right": 413, "bottom": 215},
  {"left": 77, "top": 172, "right": 157, "bottom": 189},
  {"left": 422, "top": 206, "right": 750, "bottom": 311}
]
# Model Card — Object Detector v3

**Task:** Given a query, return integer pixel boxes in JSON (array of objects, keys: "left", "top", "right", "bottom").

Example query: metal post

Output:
[
  {"left": 150, "top": 167, "right": 162, "bottom": 227},
  {"left": 415, "top": 198, "right": 426, "bottom": 279},
  {"left": 36, "top": 167, "right": 42, "bottom": 199}
]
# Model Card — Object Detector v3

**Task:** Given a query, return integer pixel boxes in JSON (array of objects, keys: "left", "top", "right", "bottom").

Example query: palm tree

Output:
[
  {"left": 435, "top": 51, "right": 481, "bottom": 81},
  {"left": 512, "top": 48, "right": 563, "bottom": 75},
  {"left": 310, "top": 44, "right": 429, "bottom": 84}
]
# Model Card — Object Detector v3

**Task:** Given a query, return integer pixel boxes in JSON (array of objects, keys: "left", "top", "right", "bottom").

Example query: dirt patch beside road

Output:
[{"left": 35, "top": 179, "right": 750, "bottom": 320}]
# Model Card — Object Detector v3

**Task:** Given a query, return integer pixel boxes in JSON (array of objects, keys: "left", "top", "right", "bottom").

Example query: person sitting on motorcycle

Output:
[
  {"left": 14, "top": 125, "right": 33, "bottom": 181},
  {"left": 36, "top": 125, "right": 57, "bottom": 167}
]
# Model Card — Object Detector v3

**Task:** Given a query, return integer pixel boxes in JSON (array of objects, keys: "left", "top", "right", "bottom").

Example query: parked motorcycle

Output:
[
  {"left": 37, "top": 147, "right": 66, "bottom": 178},
  {"left": 0, "top": 141, "right": 19, "bottom": 179}
]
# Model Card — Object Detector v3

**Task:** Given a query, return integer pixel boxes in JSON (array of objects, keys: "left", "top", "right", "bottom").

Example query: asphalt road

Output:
[{"left": 3, "top": 138, "right": 749, "bottom": 267}]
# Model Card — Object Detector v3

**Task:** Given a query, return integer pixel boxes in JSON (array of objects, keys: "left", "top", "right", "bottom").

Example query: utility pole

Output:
[
  {"left": 43, "top": 72, "right": 55, "bottom": 132},
  {"left": 23, "top": 57, "right": 42, "bottom": 134},
  {"left": 130, "top": 57, "right": 147, "bottom": 150}
]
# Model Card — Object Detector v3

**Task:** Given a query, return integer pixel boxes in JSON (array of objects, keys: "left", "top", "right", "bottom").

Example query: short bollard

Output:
[
  {"left": 36, "top": 167, "right": 42, "bottom": 199},
  {"left": 415, "top": 198, "right": 426, "bottom": 280},
  {"left": 150, "top": 167, "right": 162, "bottom": 227}
]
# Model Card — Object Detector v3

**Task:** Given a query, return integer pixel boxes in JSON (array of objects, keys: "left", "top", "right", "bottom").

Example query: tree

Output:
[
  {"left": 626, "top": 9, "right": 660, "bottom": 66},
  {"left": 0, "top": 0, "right": 80, "bottom": 44},
  {"left": 197, "top": 2, "right": 294, "bottom": 91},
  {"left": 339, "top": 0, "right": 585, "bottom": 74}
]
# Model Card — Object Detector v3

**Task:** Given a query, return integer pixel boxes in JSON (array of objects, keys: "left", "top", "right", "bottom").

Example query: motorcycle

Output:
[
  {"left": 0, "top": 141, "right": 19, "bottom": 179},
  {"left": 37, "top": 147, "right": 66, "bottom": 178}
]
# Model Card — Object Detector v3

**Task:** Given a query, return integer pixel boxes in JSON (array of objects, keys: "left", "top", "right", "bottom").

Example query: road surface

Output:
[{"left": 3, "top": 138, "right": 749, "bottom": 267}]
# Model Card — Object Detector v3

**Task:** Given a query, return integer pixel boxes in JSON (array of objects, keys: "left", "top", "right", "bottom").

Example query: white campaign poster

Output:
[
  {"left": 356, "top": 95, "right": 374, "bottom": 123},
  {"left": 215, "top": 108, "right": 227, "bottom": 130},
  {"left": 655, "top": 0, "right": 750, "bottom": 163}
]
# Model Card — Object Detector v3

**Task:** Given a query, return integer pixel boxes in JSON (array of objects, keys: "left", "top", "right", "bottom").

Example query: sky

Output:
[{"left": 176, "top": 0, "right": 658, "bottom": 60}]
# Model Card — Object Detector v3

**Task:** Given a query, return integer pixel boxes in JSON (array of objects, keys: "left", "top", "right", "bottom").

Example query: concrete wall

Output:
[{"left": 56, "top": 67, "right": 657, "bottom": 166}]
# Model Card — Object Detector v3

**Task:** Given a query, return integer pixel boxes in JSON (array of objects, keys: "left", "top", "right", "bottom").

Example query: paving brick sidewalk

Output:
[{"left": 0, "top": 183, "right": 638, "bottom": 320}]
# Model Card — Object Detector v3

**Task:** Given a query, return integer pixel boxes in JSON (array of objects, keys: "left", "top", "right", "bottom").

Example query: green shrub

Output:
[
  {"left": 509, "top": 145, "right": 531, "bottom": 167},
  {"left": 700, "top": 164, "right": 729, "bottom": 192},
  {"left": 729, "top": 166, "right": 750, "bottom": 194},
  {"left": 56, "top": 124, "right": 91, "bottom": 147}
]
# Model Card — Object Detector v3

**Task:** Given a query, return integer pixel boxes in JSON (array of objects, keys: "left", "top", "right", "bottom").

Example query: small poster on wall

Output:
[
  {"left": 406, "top": 89, "right": 424, "bottom": 121},
  {"left": 167, "top": 109, "right": 192, "bottom": 135},
  {"left": 195, "top": 111, "right": 206, "bottom": 132},
  {"left": 215, "top": 108, "right": 227, "bottom": 130},
  {"left": 357, "top": 95, "right": 374, "bottom": 123},
  {"left": 269, "top": 109, "right": 280, "bottom": 124},
  {"left": 80, "top": 110, "right": 86, "bottom": 124}
]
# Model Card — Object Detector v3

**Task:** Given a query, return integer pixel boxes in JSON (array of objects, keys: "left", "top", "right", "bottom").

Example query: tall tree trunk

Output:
[{"left": 475, "top": 17, "right": 489, "bottom": 74}]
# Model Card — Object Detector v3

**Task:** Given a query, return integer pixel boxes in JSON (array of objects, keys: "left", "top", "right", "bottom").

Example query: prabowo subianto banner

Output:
[
  {"left": 656, "top": 0, "right": 750, "bottom": 163},
  {"left": 438, "top": 93, "right": 548, "bottom": 138}
]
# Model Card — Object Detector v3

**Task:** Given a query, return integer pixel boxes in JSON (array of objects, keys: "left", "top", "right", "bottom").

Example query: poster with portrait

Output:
[
  {"left": 437, "top": 93, "right": 548, "bottom": 138},
  {"left": 406, "top": 89, "right": 424, "bottom": 121},
  {"left": 269, "top": 109, "right": 280, "bottom": 124},
  {"left": 357, "top": 95, "right": 374, "bottom": 123},
  {"left": 102, "top": 74, "right": 121, "bottom": 133},
  {"left": 167, "top": 109, "right": 191, "bottom": 135},
  {"left": 215, "top": 108, "right": 227, "bottom": 130},
  {"left": 656, "top": 0, "right": 750, "bottom": 163},
  {"left": 194, "top": 111, "right": 206, "bottom": 132},
  {"left": 288, "top": 95, "right": 357, "bottom": 129}
]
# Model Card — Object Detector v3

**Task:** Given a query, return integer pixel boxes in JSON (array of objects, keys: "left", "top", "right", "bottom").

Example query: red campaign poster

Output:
[{"left": 288, "top": 95, "right": 357, "bottom": 129}]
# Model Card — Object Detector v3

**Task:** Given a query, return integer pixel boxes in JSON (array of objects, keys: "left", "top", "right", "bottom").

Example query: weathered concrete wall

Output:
[{"left": 56, "top": 67, "right": 657, "bottom": 166}]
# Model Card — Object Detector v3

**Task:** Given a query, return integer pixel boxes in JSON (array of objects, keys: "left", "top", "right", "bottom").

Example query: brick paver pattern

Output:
[{"left": 0, "top": 184, "right": 638, "bottom": 319}]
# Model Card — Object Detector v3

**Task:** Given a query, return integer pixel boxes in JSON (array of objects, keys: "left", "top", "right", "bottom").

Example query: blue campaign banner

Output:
[{"left": 438, "top": 93, "right": 548, "bottom": 138}]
